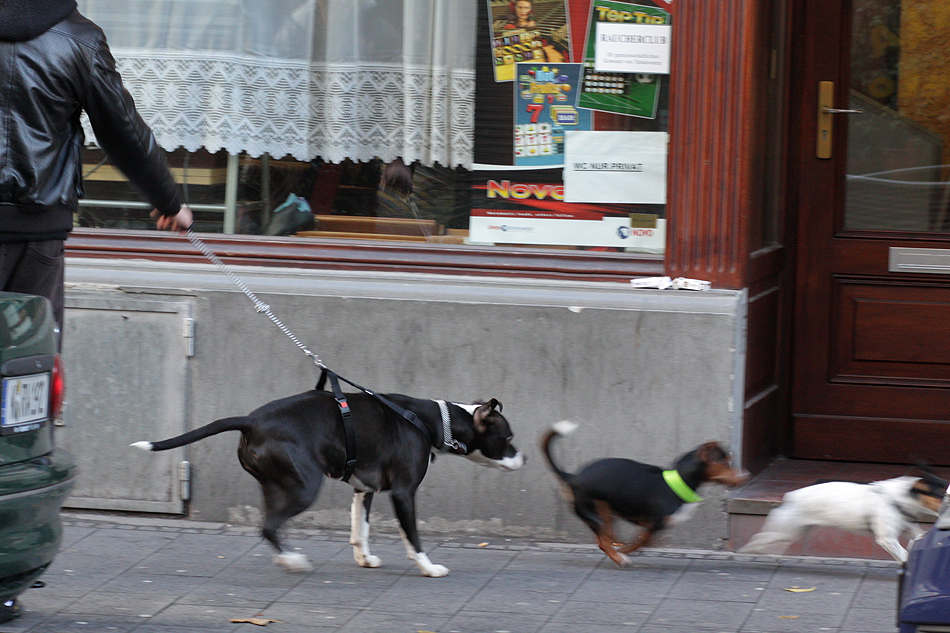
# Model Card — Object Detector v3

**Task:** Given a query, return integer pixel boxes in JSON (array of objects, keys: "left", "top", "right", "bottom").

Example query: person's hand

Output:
[{"left": 151, "top": 205, "right": 193, "bottom": 232}]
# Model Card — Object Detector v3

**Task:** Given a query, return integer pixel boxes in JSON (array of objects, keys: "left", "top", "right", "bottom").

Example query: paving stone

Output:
[
  {"left": 440, "top": 610, "right": 545, "bottom": 633},
  {"left": 647, "top": 597, "right": 755, "bottom": 630},
  {"left": 841, "top": 607, "right": 899, "bottom": 633},
  {"left": 742, "top": 606, "right": 847, "bottom": 632}
]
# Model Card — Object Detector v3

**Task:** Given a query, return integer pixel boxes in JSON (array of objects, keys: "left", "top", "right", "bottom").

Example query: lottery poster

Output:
[
  {"left": 578, "top": 0, "right": 671, "bottom": 118},
  {"left": 514, "top": 62, "right": 592, "bottom": 167},
  {"left": 468, "top": 166, "right": 664, "bottom": 250},
  {"left": 486, "top": 0, "right": 572, "bottom": 82}
]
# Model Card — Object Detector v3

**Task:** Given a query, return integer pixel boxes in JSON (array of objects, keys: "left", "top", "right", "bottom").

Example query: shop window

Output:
[{"left": 77, "top": 0, "right": 671, "bottom": 259}]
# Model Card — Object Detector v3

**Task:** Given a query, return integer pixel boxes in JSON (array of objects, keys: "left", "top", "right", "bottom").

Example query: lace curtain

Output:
[{"left": 76, "top": 0, "right": 475, "bottom": 167}]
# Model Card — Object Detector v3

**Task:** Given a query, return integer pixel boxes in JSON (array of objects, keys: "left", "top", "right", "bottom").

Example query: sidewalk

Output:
[{"left": 1, "top": 512, "right": 901, "bottom": 633}]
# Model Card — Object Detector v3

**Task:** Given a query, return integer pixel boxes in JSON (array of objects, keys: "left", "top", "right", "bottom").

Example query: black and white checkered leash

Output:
[{"left": 183, "top": 228, "right": 325, "bottom": 370}]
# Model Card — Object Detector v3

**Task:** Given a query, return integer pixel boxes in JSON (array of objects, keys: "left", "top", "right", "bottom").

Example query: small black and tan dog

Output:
[
  {"left": 541, "top": 421, "right": 746, "bottom": 566},
  {"left": 134, "top": 390, "right": 524, "bottom": 577}
]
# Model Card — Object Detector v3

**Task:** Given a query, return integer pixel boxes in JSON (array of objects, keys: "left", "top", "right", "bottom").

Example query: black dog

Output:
[
  {"left": 133, "top": 390, "right": 524, "bottom": 577},
  {"left": 540, "top": 421, "right": 746, "bottom": 566}
]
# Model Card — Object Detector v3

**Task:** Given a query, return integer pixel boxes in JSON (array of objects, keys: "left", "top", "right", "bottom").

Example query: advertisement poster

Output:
[
  {"left": 469, "top": 166, "right": 664, "bottom": 251},
  {"left": 578, "top": 0, "right": 671, "bottom": 118},
  {"left": 514, "top": 62, "right": 592, "bottom": 167},
  {"left": 563, "top": 131, "right": 668, "bottom": 204},
  {"left": 487, "top": 0, "right": 572, "bottom": 82}
]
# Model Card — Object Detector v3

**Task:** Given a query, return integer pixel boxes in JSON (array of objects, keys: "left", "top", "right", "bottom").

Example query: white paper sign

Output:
[
  {"left": 594, "top": 23, "right": 672, "bottom": 74},
  {"left": 563, "top": 131, "right": 668, "bottom": 204},
  {"left": 469, "top": 216, "right": 665, "bottom": 251}
]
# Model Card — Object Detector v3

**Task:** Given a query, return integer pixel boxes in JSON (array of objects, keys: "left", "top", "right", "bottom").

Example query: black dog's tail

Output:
[
  {"left": 539, "top": 421, "right": 580, "bottom": 486},
  {"left": 131, "top": 417, "right": 252, "bottom": 452}
]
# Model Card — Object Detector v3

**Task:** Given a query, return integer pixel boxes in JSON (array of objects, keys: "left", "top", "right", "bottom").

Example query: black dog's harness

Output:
[{"left": 316, "top": 367, "right": 467, "bottom": 483}]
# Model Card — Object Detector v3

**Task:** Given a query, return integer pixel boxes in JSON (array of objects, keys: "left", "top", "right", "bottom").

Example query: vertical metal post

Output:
[
  {"left": 261, "top": 154, "right": 271, "bottom": 228},
  {"left": 223, "top": 153, "right": 239, "bottom": 234}
]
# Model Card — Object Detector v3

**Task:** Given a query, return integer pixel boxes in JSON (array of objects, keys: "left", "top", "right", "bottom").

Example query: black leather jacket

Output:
[{"left": 0, "top": 9, "right": 182, "bottom": 240}]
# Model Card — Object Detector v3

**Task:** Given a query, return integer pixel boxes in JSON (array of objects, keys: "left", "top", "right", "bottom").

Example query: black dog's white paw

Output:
[
  {"left": 355, "top": 553, "right": 381, "bottom": 568},
  {"left": 274, "top": 552, "right": 313, "bottom": 572}
]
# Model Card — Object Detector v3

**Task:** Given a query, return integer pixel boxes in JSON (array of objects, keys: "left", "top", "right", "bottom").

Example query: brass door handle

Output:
[{"left": 817, "top": 81, "right": 862, "bottom": 159}]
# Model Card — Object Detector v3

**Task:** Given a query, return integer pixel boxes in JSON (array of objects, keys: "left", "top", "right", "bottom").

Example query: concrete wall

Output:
[{"left": 63, "top": 257, "right": 746, "bottom": 550}]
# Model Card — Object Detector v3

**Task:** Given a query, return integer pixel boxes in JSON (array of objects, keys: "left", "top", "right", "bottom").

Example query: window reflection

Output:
[{"left": 845, "top": 0, "right": 950, "bottom": 233}]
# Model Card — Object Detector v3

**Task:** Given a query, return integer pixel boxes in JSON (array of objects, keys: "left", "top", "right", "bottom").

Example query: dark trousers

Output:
[{"left": 0, "top": 240, "right": 65, "bottom": 339}]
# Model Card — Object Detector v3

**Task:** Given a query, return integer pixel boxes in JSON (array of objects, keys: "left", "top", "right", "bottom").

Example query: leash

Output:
[
  {"left": 184, "top": 229, "right": 324, "bottom": 370},
  {"left": 181, "top": 228, "right": 464, "bottom": 480}
]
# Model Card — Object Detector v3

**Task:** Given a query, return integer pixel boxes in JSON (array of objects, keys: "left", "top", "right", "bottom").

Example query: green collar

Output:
[{"left": 663, "top": 470, "right": 703, "bottom": 503}]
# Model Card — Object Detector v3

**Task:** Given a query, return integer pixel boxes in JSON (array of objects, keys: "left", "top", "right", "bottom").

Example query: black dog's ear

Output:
[{"left": 473, "top": 398, "right": 502, "bottom": 433}]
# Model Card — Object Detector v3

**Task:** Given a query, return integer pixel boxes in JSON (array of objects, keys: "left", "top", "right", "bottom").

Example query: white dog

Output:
[{"left": 739, "top": 476, "right": 946, "bottom": 562}]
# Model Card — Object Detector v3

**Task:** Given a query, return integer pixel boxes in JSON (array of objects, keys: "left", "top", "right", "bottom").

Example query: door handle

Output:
[{"left": 816, "top": 81, "right": 862, "bottom": 159}]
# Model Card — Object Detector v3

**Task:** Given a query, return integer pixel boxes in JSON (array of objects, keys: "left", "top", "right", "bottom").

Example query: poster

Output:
[
  {"left": 578, "top": 0, "right": 671, "bottom": 118},
  {"left": 563, "top": 131, "right": 668, "bottom": 204},
  {"left": 514, "top": 62, "right": 592, "bottom": 166},
  {"left": 469, "top": 166, "right": 664, "bottom": 251},
  {"left": 487, "top": 0, "right": 572, "bottom": 82},
  {"left": 471, "top": 1, "right": 669, "bottom": 252}
]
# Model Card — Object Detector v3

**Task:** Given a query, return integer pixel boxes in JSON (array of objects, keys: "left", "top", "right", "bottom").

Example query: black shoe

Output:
[{"left": 0, "top": 599, "right": 22, "bottom": 623}]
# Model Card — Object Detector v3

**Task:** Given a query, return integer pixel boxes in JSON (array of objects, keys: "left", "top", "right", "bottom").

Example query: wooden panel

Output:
[
  {"left": 310, "top": 215, "right": 441, "bottom": 237},
  {"left": 746, "top": 284, "right": 780, "bottom": 395},
  {"left": 853, "top": 301, "right": 950, "bottom": 364},
  {"left": 743, "top": 267, "right": 791, "bottom": 469},
  {"left": 795, "top": 414, "right": 950, "bottom": 464},
  {"left": 832, "top": 280, "right": 950, "bottom": 383},
  {"left": 295, "top": 231, "right": 465, "bottom": 244},
  {"left": 83, "top": 164, "right": 227, "bottom": 186}
]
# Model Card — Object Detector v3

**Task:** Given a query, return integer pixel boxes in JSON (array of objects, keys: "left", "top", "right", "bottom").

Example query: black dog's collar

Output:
[{"left": 435, "top": 399, "right": 467, "bottom": 454}]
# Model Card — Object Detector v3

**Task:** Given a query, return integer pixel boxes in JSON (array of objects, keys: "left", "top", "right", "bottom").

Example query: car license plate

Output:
[{"left": 1, "top": 373, "right": 49, "bottom": 429}]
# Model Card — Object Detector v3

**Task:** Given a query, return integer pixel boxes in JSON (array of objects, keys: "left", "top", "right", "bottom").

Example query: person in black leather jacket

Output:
[{"left": 0, "top": 0, "right": 192, "bottom": 333}]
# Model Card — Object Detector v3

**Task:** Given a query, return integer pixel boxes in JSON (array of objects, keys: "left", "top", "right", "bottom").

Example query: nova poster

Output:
[{"left": 469, "top": 166, "right": 665, "bottom": 251}]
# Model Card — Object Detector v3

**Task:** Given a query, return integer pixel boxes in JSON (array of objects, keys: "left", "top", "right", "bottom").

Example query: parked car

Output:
[
  {"left": 0, "top": 292, "right": 76, "bottom": 622},
  {"left": 899, "top": 501, "right": 950, "bottom": 632}
]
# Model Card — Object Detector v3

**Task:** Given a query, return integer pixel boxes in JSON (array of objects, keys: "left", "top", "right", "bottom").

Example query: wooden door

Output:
[{"left": 791, "top": 0, "right": 950, "bottom": 464}]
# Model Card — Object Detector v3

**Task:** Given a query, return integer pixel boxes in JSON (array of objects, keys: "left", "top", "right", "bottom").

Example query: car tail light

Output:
[{"left": 50, "top": 354, "right": 65, "bottom": 424}]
